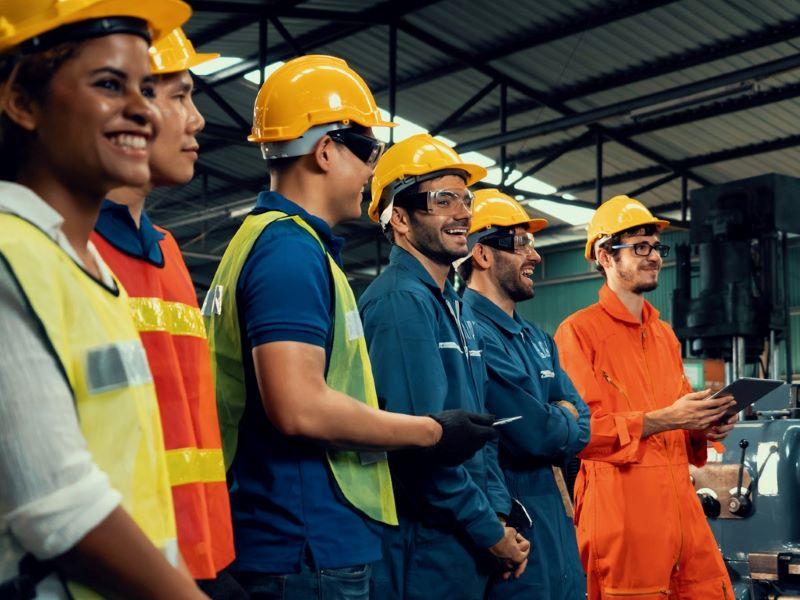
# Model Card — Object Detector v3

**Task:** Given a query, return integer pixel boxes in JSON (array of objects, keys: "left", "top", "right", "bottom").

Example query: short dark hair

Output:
[
  {"left": 595, "top": 223, "right": 660, "bottom": 276},
  {"left": 267, "top": 155, "right": 300, "bottom": 176}
]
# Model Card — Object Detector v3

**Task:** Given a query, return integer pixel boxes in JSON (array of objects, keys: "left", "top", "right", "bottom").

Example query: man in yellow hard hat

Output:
[
  {"left": 458, "top": 189, "right": 589, "bottom": 599},
  {"left": 359, "top": 135, "right": 531, "bottom": 599},
  {"left": 554, "top": 195, "right": 737, "bottom": 599},
  {"left": 203, "top": 56, "right": 498, "bottom": 599},
  {"left": 89, "top": 28, "right": 242, "bottom": 596}
]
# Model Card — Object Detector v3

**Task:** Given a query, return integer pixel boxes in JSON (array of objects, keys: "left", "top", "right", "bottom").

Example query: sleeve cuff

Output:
[
  {"left": 8, "top": 464, "right": 122, "bottom": 559},
  {"left": 250, "top": 328, "right": 327, "bottom": 348},
  {"left": 464, "top": 511, "right": 505, "bottom": 549}
]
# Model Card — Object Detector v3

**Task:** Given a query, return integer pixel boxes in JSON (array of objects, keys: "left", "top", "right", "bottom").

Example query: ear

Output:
[
  {"left": 2, "top": 84, "right": 39, "bottom": 132},
  {"left": 472, "top": 243, "right": 493, "bottom": 270},
  {"left": 596, "top": 246, "right": 613, "bottom": 272},
  {"left": 312, "top": 134, "right": 335, "bottom": 173},
  {"left": 390, "top": 205, "right": 410, "bottom": 237}
]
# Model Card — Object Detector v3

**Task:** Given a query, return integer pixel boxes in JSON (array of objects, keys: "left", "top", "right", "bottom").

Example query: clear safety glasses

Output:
[
  {"left": 480, "top": 232, "right": 538, "bottom": 257},
  {"left": 394, "top": 188, "right": 475, "bottom": 216},
  {"left": 611, "top": 241, "right": 670, "bottom": 258},
  {"left": 327, "top": 129, "right": 386, "bottom": 168}
]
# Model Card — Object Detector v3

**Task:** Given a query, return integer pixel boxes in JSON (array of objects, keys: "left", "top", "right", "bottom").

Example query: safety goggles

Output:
[
  {"left": 611, "top": 241, "right": 670, "bottom": 258},
  {"left": 394, "top": 188, "right": 475, "bottom": 216},
  {"left": 328, "top": 129, "right": 385, "bottom": 168},
  {"left": 479, "top": 232, "right": 538, "bottom": 257}
]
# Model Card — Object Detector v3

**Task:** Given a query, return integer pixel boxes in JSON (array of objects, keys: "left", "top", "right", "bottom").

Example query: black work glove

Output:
[{"left": 427, "top": 410, "right": 498, "bottom": 466}]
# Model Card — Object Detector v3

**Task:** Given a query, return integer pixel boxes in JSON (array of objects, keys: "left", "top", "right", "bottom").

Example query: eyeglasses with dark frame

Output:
[{"left": 610, "top": 241, "right": 670, "bottom": 258}]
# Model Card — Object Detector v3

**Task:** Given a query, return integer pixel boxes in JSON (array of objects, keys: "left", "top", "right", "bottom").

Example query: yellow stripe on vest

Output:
[
  {"left": 165, "top": 448, "right": 226, "bottom": 486},
  {"left": 130, "top": 297, "right": 207, "bottom": 338}
]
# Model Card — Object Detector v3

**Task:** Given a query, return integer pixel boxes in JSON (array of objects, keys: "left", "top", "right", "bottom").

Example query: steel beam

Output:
[
  {"left": 191, "top": 74, "right": 250, "bottom": 131},
  {"left": 429, "top": 80, "right": 497, "bottom": 137},
  {"left": 558, "top": 133, "right": 800, "bottom": 193},
  {"left": 680, "top": 175, "right": 688, "bottom": 221},
  {"left": 270, "top": 16, "right": 305, "bottom": 56},
  {"left": 456, "top": 52, "right": 800, "bottom": 153},
  {"left": 509, "top": 81, "right": 800, "bottom": 165},
  {"left": 372, "top": 0, "right": 679, "bottom": 98},
  {"left": 500, "top": 83, "right": 508, "bottom": 184},
  {"left": 506, "top": 131, "right": 594, "bottom": 187},
  {"left": 202, "top": 0, "right": 443, "bottom": 90},
  {"left": 444, "top": 17, "right": 800, "bottom": 134},
  {"left": 595, "top": 132, "right": 603, "bottom": 206},
  {"left": 190, "top": 2, "right": 394, "bottom": 24},
  {"left": 389, "top": 22, "right": 397, "bottom": 144},
  {"left": 627, "top": 172, "right": 679, "bottom": 197}
]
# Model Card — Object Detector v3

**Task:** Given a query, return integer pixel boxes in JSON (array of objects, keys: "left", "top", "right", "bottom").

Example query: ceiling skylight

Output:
[
  {"left": 190, "top": 56, "right": 244, "bottom": 76},
  {"left": 243, "top": 61, "right": 286, "bottom": 85}
]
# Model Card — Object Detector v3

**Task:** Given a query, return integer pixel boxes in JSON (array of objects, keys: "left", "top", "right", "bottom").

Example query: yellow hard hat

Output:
[
  {"left": 149, "top": 27, "right": 218, "bottom": 74},
  {"left": 585, "top": 194, "right": 669, "bottom": 260},
  {"left": 0, "top": 0, "right": 191, "bottom": 53},
  {"left": 369, "top": 133, "right": 487, "bottom": 224},
  {"left": 469, "top": 188, "right": 548, "bottom": 236},
  {"left": 249, "top": 54, "right": 395, "bottom": 143}
]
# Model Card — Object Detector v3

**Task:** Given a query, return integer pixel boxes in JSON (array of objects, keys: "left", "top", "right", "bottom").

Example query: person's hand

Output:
[
  {"left": 704, "top": 412, "right": 738, "bottom": 441},
  {"left": 662, "top": 389, "right": 735, "bottom": 430},
  {"left": 489, "top": 526, "right": 530, "bottom": 580},
  {"left": 427, "top": 410, "right": 498, "bottom": 466},
  {"left": 556, "top": 400, "right": 579, "bottom": 420}
]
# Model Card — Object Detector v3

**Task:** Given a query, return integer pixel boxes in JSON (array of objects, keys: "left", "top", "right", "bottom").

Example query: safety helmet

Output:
[
  {"left": 248, "top": 54, "right": 395, "bottom": 144},
  {"left": 369, "top": 133, "right": 487, "bottom": 225},
  {"left": 469, "top": 189, "right": 548, "bottom": 236},
  {"left": 149, "top": 27, "right": 218, "bottom": 75},
  {"left": 585, "top": 194, "right": 669, "bottom": 260},
  {"left": 0, "top": 0, "right": 191, "bottom": 53}
]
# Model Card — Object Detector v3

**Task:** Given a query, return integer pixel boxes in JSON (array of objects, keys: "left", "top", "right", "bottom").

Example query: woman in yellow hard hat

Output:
[{"left": 0, "top": 1, "right": 208, "bottom": 598}]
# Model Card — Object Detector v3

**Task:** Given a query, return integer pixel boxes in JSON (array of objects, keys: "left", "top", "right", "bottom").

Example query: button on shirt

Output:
[
  {"left": 229, "top": 191, "right": 380, "bottom": 573},
  {"left": 359, "top": 246, "right": 508, "bottom": 548},
  {"left": 94, "top": 199, "right": 165, "bottom": 265}
]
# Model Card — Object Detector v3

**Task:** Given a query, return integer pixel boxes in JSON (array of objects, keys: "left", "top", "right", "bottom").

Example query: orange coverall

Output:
[{"left": 554, "top": 285, "right": 733, "bottom": 600}]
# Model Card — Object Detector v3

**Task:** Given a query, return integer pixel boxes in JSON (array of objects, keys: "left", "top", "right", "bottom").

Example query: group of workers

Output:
[{"left": 0, "top": 2, "right": 743, "bottom": 599}]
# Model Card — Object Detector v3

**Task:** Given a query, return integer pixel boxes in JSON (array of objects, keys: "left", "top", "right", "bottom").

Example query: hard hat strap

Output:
[
  {"left": 18, "top": 17, "right": 151, "bottom": 55},
  {"left": 261, "top": 122, "right": 348, "bottom": 160}
]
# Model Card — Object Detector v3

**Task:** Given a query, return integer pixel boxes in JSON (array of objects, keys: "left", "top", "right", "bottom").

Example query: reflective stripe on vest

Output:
[
  {"left": 0, "top": 213, "right": 177, "bottom": 598},
  {"left": 204, "top": 210, "right": 398, "bottom": 526},
  {"left": 91, "top": 228, "right": 234, "bottom": 579},
  {"left": 129, "top": 296, "right": 207, "bottom": 338}
]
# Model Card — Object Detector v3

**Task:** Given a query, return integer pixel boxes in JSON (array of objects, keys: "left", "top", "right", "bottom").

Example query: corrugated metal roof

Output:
[{"left": 143, "top": 0, "right": 800, "bottom": 288}]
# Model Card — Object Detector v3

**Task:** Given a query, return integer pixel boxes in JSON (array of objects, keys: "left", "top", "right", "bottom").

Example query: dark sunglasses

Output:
[{"left": 327, "top": 129, "right": 385, "bottom": 167}]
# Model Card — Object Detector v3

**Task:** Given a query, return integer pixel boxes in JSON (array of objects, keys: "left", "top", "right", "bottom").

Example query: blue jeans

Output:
[{"left": 233, "top": 559, "right": 371, "bottom": 600}]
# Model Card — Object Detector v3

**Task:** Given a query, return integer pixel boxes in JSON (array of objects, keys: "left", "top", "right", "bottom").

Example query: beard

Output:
[
  {"left": 495, "top": 252, "right": 535, "bottom": 302},
  {"left": 407, "top": 212, "right": 469, "bottom": 266},
  {"left": 616, "top": 259, "right": 659, "bottom": 295}
]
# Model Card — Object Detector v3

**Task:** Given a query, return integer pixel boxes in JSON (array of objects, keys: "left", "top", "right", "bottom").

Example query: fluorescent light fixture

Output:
[
  {"left": 190, "top": 56, "right": 244, "bottom": 76},
  {"left": 244, "top": 61, "right": 286, "bottom": 85},
  {"left": 229, "top": 205, "right": 254, "bottom": 218},
  {"left": 523, "top": 199, "right": 594, "bottom": 226}
]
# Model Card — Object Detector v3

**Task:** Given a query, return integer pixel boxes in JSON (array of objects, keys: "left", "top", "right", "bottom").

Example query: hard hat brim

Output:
[
  {"left": 0, "top": 0, "right": 191, "bottom": 53},
  {"left": 152, "top": 51, "right": 221, "bottom": 75}
]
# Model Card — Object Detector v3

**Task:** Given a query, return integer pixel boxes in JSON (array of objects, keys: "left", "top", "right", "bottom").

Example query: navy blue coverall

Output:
[
  {"left": 359, "top": 246, "right": 510, "bottom": 600},
  {"left": 463, "top": 288, "right": 590, "bottom": 599}
]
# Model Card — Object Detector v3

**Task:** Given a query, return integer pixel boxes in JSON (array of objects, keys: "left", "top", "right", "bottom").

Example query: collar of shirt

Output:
[
  {"left": 255, "top": 191, "right": 345, "bottom": 264},
  {"left": 95, "top": 199, "right": 165, "bottom": 266},
  {"left": 387, "top": 245, "right": 461, "bottom": 302},
  {"left": 461, "top": 288, "right": 523, "bottom": 335},
  {"left": 599, "top": 283, "right": 659, "bottom": 326},
  {"left": 0, "top": 181, "right": 116, "bottom": 288}
]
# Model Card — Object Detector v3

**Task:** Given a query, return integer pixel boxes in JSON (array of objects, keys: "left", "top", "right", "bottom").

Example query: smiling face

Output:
[
  {"left": 6, "top": 34, "right": 158, "bottom": 195},
  {"left": 401, "top": 174, "right": 471, "bottom": 266},
  {"left": 325, "top": 126, "right": 378, "bottom": 223},
  {"left": 148, "top": 70, "right": 205, "bottom": 186},
  {"left": 484, "top": 225, "right": 542, "bottom": 302},
  {"left": 599, "top": 228, "right": 663, "bottom": 294}
]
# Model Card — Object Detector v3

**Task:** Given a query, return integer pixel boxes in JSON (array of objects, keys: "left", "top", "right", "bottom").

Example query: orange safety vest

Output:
[
  {"left": 554, "top": 284, "right": 732, "bottom": 600},
  {"left": 92, "top": 226, "right": 234, "bottom": 580}
]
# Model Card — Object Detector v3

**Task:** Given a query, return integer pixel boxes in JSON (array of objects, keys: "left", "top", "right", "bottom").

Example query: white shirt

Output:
[{"left": 0, "top": 182, "right": 122, "bottom": 597}]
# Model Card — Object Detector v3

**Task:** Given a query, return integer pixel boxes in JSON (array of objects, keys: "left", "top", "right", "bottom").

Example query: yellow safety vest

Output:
[
  {"left": 203, "top": 210, "right": 397, "bottom": 526},
  {"left": 0, "top": 213, "right": 177, "bottom": 598}
]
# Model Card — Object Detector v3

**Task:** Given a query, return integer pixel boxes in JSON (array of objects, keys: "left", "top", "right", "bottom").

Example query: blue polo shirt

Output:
[
  {"left": 358, "top": 246, "right": 508, "bottom": 549},
  {"left": 229, "top": 191, "right": 381, "bottom": 574},
  {"left": 94, "top": 199, "right": 164, "bottom": 264}
]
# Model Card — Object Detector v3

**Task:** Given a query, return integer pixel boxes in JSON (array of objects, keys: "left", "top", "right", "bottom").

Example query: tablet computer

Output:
[{"left": 712, "top": 377, "right": 785, "bottom": 419}]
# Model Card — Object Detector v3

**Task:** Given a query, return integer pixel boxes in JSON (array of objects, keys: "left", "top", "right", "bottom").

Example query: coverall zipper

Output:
[{"left": 640, "top": 327, "right": 685, "bottom": 573}]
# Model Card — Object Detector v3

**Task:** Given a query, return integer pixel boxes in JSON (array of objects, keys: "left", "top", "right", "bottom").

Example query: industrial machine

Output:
[{"left": 673, "top": 174, "right": 800, "bottom": 599}]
